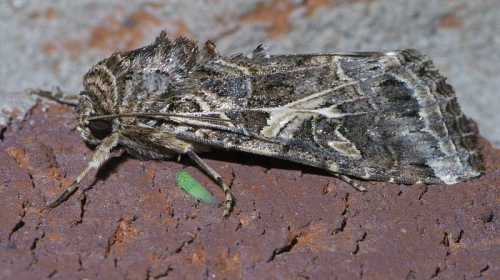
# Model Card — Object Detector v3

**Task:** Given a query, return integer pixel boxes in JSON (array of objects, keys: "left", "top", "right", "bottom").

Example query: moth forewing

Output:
[{"left": 45, "top": 31, "right": 483, "bottom": 216}]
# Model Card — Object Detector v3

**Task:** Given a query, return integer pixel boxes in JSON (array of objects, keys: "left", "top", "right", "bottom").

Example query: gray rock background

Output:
[{"left": 1, "top": 0, "right": 499, "bottom": 146}]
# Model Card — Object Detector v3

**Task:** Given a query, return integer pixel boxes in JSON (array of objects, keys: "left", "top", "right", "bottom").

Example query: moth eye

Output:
[{"left": 88, "top": 120, "right": 113, "bottom": 140}]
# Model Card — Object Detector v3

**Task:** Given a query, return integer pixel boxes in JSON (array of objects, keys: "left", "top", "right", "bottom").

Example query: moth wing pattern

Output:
[{"left": 161, "top": 47, "right": 482, "bottom": 185}]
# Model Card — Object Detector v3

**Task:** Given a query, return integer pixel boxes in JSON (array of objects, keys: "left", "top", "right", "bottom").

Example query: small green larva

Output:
[{"left": 176, "top": 170, "right": 216, "bottom": 204}]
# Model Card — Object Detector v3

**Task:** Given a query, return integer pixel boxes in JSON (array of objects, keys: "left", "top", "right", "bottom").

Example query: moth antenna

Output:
[
  {"left": 30, "top": 88, "right": 79, "bottom": 107},
  {"left": 87, "top": 113, "right": 234, "bottom": 123}
]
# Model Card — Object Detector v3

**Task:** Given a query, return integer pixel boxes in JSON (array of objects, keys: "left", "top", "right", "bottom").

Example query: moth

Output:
[{"left": 40, "top": 31, "right": 483, "bottom": 216}]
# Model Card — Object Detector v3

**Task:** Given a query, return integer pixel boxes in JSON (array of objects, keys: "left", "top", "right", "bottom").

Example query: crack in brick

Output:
[
  {"left": 27, "top": 172, "right": 36, "bottom": 189},
  {"left": 333, "top": 217, "right": 347, "bottom": 234},
  {"left": 6, "top": 147, "right": 36, "bottom": 189},
  {"left": 104, "top": 216, "right": 139, "bottom": 258},
  {"left": 228, "top": 167, "right": 236, "bottom": 190},
  {"left": 352, "top": 232, "right": 367, "bottom": 255},
  {"left": 27, "top": 231, "right": 45, "bottom": 270},
  {"left": 77, "top": 254, "right": 84, "bottom": 271},
  {"left": 0, "top": 125, "right": 6, "bottom": 141},
  {"left": 478, "top": 264, "right": 490, "bottom": 277},
  {"left": 8, "top": 200, "right": 28, "bottom": 240},
  {"left": 153, "top": 266, "right": 173, "bottom": 279},
  {"left": 73, "top": 192, "right": 87, "bottom": 226},
  {"left": 9, "top": 219, "right": 26, "bottom": 240},
  {"left": 30, "top": 234, "right": 41, "bottom": 250},
  {"left": 405, "top": 270, "right": 417, "bottom": 280},
  {"left": 418, "top": 185, "right": 428, "bottom": 200},
  {"left": 297, "top": 273, "right": 310, "bottom": 280},
  {"left": 173, "top": 234, "right": 196, "bottom": 254},
  {"left": 8, "top": 220, "right": 25, "bottom": 240},
  {"left": 439, "top": 229, "right": 459, "bottom": 276},
  {"left": 333, "top": 193, "right": 350, "bottom": 234},
  {"left": 234, "top": 221, "right": 243, "bottom": 232},
  {"left": 480, "top": 211, "right": 495, "bottom": 224},
  {"left": 47, "top": 269, "right": 58, "bottom": 278},
  {"left": 430, "top": 266, "right": 441, "bottom": 279},
  {"left": 441, "top": 232, "right": 450, "bottom": 248},
  {"left": 145, "top": 267, "right": 151, "bottom": 280},
  {"left": 147, "top": 165, "right": 157, "bottom": 190},
  {"left": 267, "top": 234, "right": 300, "bottom": 262},
  {"left": 6, "top": 141, "right": 70, "bottom": 197},
  {"left": 454, "top": 230, "right": 464, "bottom": 243}
]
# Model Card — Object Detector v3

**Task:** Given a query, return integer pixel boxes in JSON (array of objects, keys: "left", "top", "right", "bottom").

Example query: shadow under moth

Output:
[{"left": 38, "top": 31, "right": 483, "bottom": 216}]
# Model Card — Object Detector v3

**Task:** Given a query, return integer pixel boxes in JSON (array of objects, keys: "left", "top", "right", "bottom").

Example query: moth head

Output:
[
  {"left": 76, "top": 31, "right": 208, "bottom": 144},
  {"left": 76, "top": 91, "right": 117, "bottom": 145},
  {"left": 87, "top": 119, "right": 113, "bottom": 140}
]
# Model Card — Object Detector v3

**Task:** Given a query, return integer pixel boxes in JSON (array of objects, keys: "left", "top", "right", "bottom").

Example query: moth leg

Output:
[
  {"left": 31, "top": 88, "right": 79, "bottom": 107},
  {"left": 338, "top": 174, "right": 367, "bottom": 192},
  {"left": 120, "top": 128, "right": 234, "bottom": 216},
  {"left": 185, "top": 150, "right": 233, "bottom": 217},
  {"left": 46, "top": 133, "right": 120, "bottom": 209}
]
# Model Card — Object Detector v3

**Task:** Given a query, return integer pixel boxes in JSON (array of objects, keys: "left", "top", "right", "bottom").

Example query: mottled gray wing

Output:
[{"left": 169, "top": 50, "right": 482, "bottom": 185}]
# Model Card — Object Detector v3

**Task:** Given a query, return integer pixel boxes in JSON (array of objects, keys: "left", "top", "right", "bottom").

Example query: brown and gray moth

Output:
[{"left": 40, "top": 31, "right": 483, "bottom": 216}]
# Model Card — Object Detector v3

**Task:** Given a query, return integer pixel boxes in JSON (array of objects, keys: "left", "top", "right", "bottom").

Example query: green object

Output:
[{"left": 176, "top": 171, "right": 216, "bottom": 204}]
